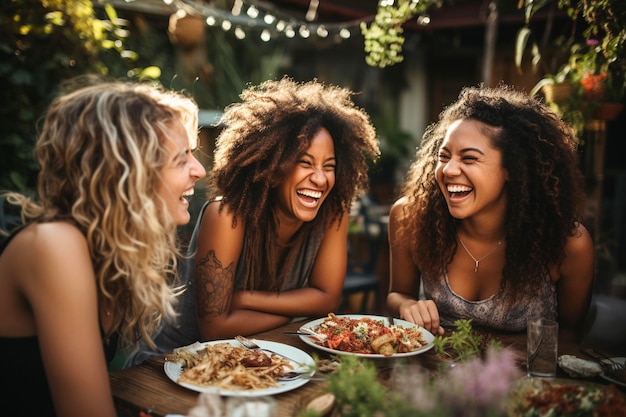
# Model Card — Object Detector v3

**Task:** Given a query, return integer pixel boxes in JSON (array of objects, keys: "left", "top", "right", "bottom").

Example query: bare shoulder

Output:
[
  {"left": 565, "top": 223, "right": 594, "bottom": 256},
  {"left": 389, "top": 197, "right": 409, "bottom": 221},
  {"left": 8, "top": 222, "right": 94, "bottom": 296},
  {"left": 12, "top": 222, "right": 87, "bottom": 255}
]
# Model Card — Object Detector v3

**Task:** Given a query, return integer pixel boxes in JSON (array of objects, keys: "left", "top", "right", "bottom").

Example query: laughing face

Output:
[
  {"left": 435, "top": 119, "right": 509, "bottom": 220},
  {"left": 276, "top": 127, "right": 336, "bottom": 224},
  {"left": 157, "top": 120, "right": 207, "bottom": 225}
]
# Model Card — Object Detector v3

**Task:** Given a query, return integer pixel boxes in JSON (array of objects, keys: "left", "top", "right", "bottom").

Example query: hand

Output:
[{"left": 399, "top": 299, "right": 445, "bottom": 336}]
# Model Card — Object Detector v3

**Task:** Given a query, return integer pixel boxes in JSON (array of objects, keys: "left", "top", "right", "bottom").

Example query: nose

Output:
[
  {"left": 310, "top": 166, "right": 328, "bottom": 185},
  {"left": 191, "top": 155, "right": 207, "bottom": 180},
  {"left": 441, "top": 158, "right": 461, "bottom": 176}
]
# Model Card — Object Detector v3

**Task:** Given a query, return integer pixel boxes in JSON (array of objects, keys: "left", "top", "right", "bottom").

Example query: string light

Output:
[{"left": 170, "top": 0, "right": 374, "bottom": 44}]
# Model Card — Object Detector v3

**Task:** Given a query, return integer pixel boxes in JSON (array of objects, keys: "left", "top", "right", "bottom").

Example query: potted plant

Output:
[
  {"left": 517, "top": 0, "right": 626, "bottom": 134},
  {"left": 531, "top": 38, "right": 625, "bottom": 134}
]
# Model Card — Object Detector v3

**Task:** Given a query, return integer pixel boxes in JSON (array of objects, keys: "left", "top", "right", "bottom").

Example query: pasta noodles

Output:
[
  {"left": 309, "top": 313, "right": 428, "bottom": 356},
  {"left": 168, "top": 342, "right": 294, "bottom": 390}
]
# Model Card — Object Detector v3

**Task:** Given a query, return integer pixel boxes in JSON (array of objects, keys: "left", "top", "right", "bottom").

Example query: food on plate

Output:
[
  {"left": 167, "top": 342, "right": 294, "bottom": 390},
  {"left": 558, "top": 354, "right": 603, "bottom": 377},
  {"left": 306, "top": 313, "right": 428, "bottom": 356},
  {"left": 510, "top": 378, "right": 626, "bottom": 417}
]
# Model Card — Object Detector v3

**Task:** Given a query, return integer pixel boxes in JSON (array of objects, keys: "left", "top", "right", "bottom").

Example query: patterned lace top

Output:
[{"left": 422, "top": 271, "right": 557, "bottom": 331}]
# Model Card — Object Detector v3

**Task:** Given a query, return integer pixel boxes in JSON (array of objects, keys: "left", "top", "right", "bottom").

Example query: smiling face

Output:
[
  {"left": 275, "top": 127, "right": 336, "bottom": 224},
  {"left": 156, "top": 120, "right": 207, "bottom": 225},
  {"left": 435, "top": 119, "right": 509, "bottom": 220}
]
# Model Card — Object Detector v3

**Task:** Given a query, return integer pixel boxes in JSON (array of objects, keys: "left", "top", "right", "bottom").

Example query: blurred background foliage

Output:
[
  {"left": 0, "top": 0, "right": 150, "bottom": 194},
  {"left": 0, "top": 0, "right": 286, "bottom": 195}
]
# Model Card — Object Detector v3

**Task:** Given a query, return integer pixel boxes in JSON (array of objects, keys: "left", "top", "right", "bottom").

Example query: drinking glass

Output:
[{"left": 527, "top": 318, "right": 558, "bottom": 377}]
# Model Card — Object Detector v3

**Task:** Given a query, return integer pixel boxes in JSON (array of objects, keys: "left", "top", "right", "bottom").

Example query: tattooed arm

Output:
[
  {"left": 193, "top": 202, "right": 347, "bottom": 340},
  {"left": 194, "top": 202, "right": 291, "bottom": 340}
]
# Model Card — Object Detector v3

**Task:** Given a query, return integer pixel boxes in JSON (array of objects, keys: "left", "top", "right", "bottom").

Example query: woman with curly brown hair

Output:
[
  {"left": 0, "top": 80, "right": 206, "bottom": 416},
  {"left": 387, "top": 84, "right": 593, "bottom": 342},
  {"left": 125, "top": 77, "right": 379, "bottom": 366}
]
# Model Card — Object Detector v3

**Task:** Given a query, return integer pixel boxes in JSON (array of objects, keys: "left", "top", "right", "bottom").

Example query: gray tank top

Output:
[
  {"left": 124, "top": 201, "right": 323, "bottom": 366},
  {"left": 422, "top": 272, "right": 557, "bottom": 331}
]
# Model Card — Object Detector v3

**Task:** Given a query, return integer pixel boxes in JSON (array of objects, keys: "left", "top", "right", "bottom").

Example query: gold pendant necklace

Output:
[{"left": 458, "top": 237, "right": 502, "bottom": 272}]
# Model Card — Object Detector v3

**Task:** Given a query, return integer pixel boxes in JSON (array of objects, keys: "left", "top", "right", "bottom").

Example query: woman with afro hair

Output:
[
  {"left": 387, "top": 84, "right": 593, "bottom": 342},
  {"left": 126, "top": 77, "right": 379, "bottom": 365}
]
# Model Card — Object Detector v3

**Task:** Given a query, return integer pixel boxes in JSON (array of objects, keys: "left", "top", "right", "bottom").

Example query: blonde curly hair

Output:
[{"left": 2, "top": 80, "right": 200, "bottom": 349}]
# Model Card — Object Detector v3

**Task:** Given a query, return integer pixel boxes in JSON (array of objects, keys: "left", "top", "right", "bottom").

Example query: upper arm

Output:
[
  {"left": 194, "top": 202, "right": 244, "bottom": 319},
  {"left": 556, "top": 223, "right": 595, "bottom": 337},
  {"left": 21, "top": 223, "right": 115, "bottom": 417}
]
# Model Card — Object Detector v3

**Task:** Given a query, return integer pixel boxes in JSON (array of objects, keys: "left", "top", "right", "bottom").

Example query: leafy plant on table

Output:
[
  {"left": 298, "top": 354, "right": 413, "bottom": 417},
  {"left": 433, "top": 319, "right": 501, "bottom": 362}
]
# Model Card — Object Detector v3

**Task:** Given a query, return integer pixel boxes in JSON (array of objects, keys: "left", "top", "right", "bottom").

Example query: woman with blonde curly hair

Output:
[
  {"left": 387, "top": 85, "right": 593, "bottom": 341},
  {"left": 0, "top": 79, "right": 206, "bottom": 416},
  {"left": 126, "top": 77, "right": 379, "bottom": 365}
]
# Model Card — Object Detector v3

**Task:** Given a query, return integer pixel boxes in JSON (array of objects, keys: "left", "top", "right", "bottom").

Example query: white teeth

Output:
[
  {"left": 181, "top": 189, "right": 195, "bottom": 198},
  {"left": 447, "top": 185, "right": 472, "bottom": 193},
  {"left": 297, "top": 189, "right": 322, "bottom": 199}
]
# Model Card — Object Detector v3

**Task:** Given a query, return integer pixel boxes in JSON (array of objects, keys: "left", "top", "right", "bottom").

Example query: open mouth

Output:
[
  {"left": 447, "top": 184, "right": 472, "bottom": 199},
  {"left": 297, "top": 189, "right": 323, "bottom": 204},
  {"left": 180, "top": 188, "right": 195, "bottom": 202}
]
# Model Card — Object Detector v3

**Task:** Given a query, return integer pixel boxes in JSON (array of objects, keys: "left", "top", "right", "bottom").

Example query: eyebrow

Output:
[
  {"left": 171, "top": 148, "right": 189, "bottom": 164},
  {"left": 440, "top": 146, "right": 485, "bottom": 155},
  {"left": 302, "top": 151, "right": 336, "bottom": 161}
]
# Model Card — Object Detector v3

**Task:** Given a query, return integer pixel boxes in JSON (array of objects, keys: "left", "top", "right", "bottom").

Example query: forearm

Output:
[
  {"left": 387, "top": 291, "right": 416, "bottom": 315},
  {"left": 198, "top": 309, "right": 291, "bottom": 340},
  {"left": 233, "top": 286, "right": 340, "bottom": 317}
]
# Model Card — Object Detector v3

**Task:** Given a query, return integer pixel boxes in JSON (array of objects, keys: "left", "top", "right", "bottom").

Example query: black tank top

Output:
[{"left": 0, "top": 225, "right": 119, "bottom": 416}]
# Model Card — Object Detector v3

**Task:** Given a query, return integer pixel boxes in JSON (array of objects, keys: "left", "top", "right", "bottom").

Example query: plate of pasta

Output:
[
  {"left": 164, "top": 339, "right": 316, "bottom": 396},
  {"left": 299, "top": 313, "right": 434, "bottom": 358}
]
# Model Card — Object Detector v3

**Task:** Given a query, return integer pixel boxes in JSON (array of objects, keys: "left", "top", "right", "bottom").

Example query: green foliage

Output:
[
  {"left": 321, "top": 354, "right": 424, "bottom": 417},
  {"left": 360, "top": 0, "right": 436, "bottom": 68},
  {"left": 433, "top": 319, "right": 501, "bottom": 362},
  {"left": 0, "top": 0, "right": 149, "bottom": 194},
  {"left": 327, "top": 355, "right": 389, "bottom": 417}
]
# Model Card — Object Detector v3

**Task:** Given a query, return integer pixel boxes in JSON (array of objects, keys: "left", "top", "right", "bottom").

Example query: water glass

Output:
[{"left": 527, "top": 318, "right": 558, "bottom": 377}]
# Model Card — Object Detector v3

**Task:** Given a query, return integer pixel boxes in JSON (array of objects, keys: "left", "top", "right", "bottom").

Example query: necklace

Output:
[{"left": 458, "top": 236, "right": 502, "bottom": 272}]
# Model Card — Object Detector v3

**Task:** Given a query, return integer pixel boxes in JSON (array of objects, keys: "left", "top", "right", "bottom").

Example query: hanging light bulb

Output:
[
  {"left": 285, "top": 25, "right": 296, "bottom": 38},
  {"left": 234, "top": 27, "right": 246, "bottom": 39},
  {"left": 339, "top": 28, "right": 351, "bottom": 39},
  {"left": 264, "top": 14, "right": 276, "bottom": 24},
  {"left": 416, "top": 15, "right": 430, "bottom": 25},
  {"left": 246, "top": 6, "right": 259, "bottom": 19},
  {"left": 260, "top": 29, "right": 271, "bottom": 42},
  {"left": 221, "top": 20, "right": 232, "bottom": 31},
  {"left": 206, "top": 16, "right": 216, "bottom": 26},
  {"left": 305, "top": 0, "right": 319, "bottom": 21},
  {"left": 298, "top": 25, "right": 310, "bottom": 38},
  {"left": 276, "top": 20, "right": 286, "bottom": 31},
  {"left": 231, "top": 0, "right": 243, "bottom": 16}
]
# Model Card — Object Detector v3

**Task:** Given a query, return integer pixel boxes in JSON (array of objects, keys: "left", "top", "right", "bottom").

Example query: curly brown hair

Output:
[
  {"left": 397, "top": 84, "right": 587, "bottom": 298},
  {"left": 207, "top": 77, "right": 380, "bottom": 290}
]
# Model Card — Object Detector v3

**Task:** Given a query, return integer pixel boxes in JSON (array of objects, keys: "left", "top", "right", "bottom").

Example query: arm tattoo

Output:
[{"left": 195, "top": 249, "right": 235, "bottom": 318}]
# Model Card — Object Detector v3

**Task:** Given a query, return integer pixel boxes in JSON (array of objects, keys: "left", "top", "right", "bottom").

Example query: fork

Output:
[
  {"left": 580, "top": 348, "right": 625, "bottom": 374},
  {"left": 234, "top": 335, "right": 302, "bottom": 364},
  {"left": 276, "top": 370, "right": 323, "bottom": 381}
]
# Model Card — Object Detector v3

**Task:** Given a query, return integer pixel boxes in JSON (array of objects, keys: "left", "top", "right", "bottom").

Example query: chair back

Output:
[{"left": 347, "top": 194, "right": 384, "bottom": 275}]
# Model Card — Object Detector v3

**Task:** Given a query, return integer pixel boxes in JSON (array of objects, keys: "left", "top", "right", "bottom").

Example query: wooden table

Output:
[{"left": 109, "top": 318, "right": 619, "bottom": 417}]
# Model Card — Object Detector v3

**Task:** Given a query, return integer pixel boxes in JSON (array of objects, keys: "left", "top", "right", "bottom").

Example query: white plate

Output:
[
  {"left": 299, "top": 314, "right": 435, "bottom": 358},
  {"left": 164, "top": 339, "right": 316, "bottom": 396},
  {"left": 599, "top": 357, "right": 626, "bottom": 388}
]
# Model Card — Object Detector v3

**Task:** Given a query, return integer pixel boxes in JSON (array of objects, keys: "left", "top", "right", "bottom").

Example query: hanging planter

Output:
[
  {"left": 168, "top": 14, "right": 205, "bottom": 50},
  {"left": 592, "top": 102, "right": 624, "bottom": 121},
  {"left": 542, "top": 82, "right": 574, "bottom": 105}
]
